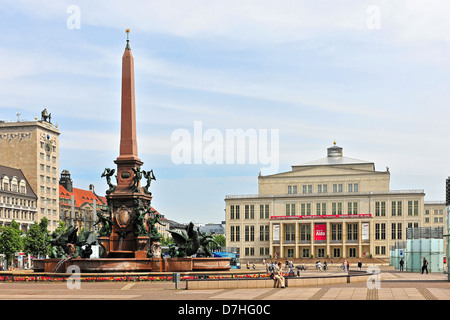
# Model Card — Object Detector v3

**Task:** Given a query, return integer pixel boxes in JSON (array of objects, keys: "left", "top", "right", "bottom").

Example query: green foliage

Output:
[
  {"left": 0, "top": 220, "right": 24, "bottom": 263},
  {"left": 212, "top": 234, "right": 226, "bottom": 248},
  {"left": 23, "top": 217, "right": 50, "bottom": 258},
  {"left": 160, "top": 235, "right": 173, "bottom": 246},
  {"left": 54, "top": 220, "right": 67, "bottom": 235}
]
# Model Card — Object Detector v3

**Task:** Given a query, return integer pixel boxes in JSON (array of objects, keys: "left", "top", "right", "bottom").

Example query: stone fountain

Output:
[{"left": 32, "top": 30, "right": 230, "bottom": 273}]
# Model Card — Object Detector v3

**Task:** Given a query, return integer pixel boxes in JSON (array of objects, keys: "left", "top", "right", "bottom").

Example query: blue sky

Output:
[{"left": 1, "top": 1, "right": 449, "bottom": 224}]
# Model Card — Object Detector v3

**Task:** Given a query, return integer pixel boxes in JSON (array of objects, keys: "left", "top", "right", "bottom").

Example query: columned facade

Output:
[{"left": 225, "top": 143, "right": 445, "bottom": 260}]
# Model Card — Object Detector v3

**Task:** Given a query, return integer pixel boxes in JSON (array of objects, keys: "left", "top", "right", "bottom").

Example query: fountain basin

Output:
[{"left": 32, "top": 257, "right": 231, "bottom": 273}]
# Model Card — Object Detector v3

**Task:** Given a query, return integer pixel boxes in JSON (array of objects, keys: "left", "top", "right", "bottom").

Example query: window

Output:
[
  {"left": 348, "top": 248, "right": 356, "bottom": 258},
  {"left": 245, "top": 205, "right": 254, "bottom": 219},
  {"left": 347, "top": 223, "right": 358, "bottom": 241},
  {"left": 317, "top": 248, "right": 325, "bottom": 258},
  {"left": 333, "top": 184, "right": 343, "bottom": 193},
  {"left": 260, "top": 204, "right": 269, "bottom": 219},
  {"left": 260, "top": 225, "right": 269, "bottom": 241},
  {"left": 331, "top": 202, "right": 342, "bottom": 215},
  {"left": 301, "top": 203, "right": 312, "bottom": 216},
  {"left": 302, "top": 249, "right": 310, "bottom": 258},
  {"left": 333, "top": 248, "right": 341, "bottom": 258},
  {"left": 318, "top": 184, "right": 328, "bottom": 193},
  {"left": 392, "top": 201, "right": 402, "bottom": 216},
  {"left": 348, "top": 183, "right": 358, "bottom": 192},
  {"left": 316, "top": 203, "right": 326, "bottom": 215},
  {"left": 302, "top": 185, "right": 312, "bottom": 194},
  {"left": 288, "top": 185, "right": 297, "bottom": 194},
  {"left": 331, "top": 224, "right": 342, "bottom": 241},
  {"left": 347, "top": 202, "right": 358, "bottom": 215},
  {"left": 300, "top": 224, "right": 311, "bottom": 241},
  {"left": 287, "top": 248, "right": 294, "bottom": 258},
  {"left": 408, "top": 201, "right": 418, "bottom": 216},
  {"left": 375, "top": 201, "right": 386, "bottom": 216},
  {"left": 375, "top": 223, "right": 386, "bottom": 240},
  {"left": 244, "top": 226, "right": 255, "bottom": 242},
  {"left": 286, "top": 203, "right": 295, "bottom": 216},
  {"left": 285, "top": 225, "right": 295, "bottom": 242},
  {"left": 230, "top": 226, "right": 236, "bottom": 241}
]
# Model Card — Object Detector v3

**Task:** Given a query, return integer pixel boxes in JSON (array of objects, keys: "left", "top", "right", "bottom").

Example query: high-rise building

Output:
[{"left": 0, "top": 110, "right": 60, "bottom": 231}]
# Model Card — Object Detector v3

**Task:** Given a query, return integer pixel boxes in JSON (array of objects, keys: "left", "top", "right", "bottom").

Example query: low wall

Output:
[
  {"left": 186, "top": 273, "right": 372, "bottom": 290},
  {"left": 32, "top": 257, "right": 231, "bottom": 273}
]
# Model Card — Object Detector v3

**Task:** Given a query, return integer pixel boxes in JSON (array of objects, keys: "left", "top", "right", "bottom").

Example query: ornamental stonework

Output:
[{"left": 0, "top": 132, "right": 32, "bottom": 142}]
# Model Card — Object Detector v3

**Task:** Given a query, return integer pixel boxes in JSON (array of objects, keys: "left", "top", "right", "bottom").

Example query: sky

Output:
[{"left": 0, "top": 1, "right": 449, "bottom": 224}]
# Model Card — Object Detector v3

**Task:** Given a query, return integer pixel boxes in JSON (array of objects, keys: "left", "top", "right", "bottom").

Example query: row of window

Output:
[
  {"left": 40, "top": 175, "right": 58, "bottom": 184},
  {"left": 287, "top": 183, "right": 359, "bottom": 194},
  {"left": 40, "top": 141, "right": 56, "bottom": 152},
  {"left": 0, "top": 196, "right": 35, "bottom": 207},
  {"left": 230, "top": 222, "right": 420, "bottom": 243},
  {"left": 375, "top": 200, "right": 419, "bottom": 216},
  {"left": 425, "top": 209, "right": 444, "bottom": 215},
  {"left": 241, "top": 246, "right": 388, "bottom": 258},
  {"left": 1, "top": 177, "right": 27, "bottom": 194},
  {"left": 0, "top": 208, "right": 36, "bottom": 221},
  {"left": 229, "top": 200, "right": 422, "bottom": 219},
  {"left": 40, "top": 186, "right": 58, "bottom": 195},
  {"left": 39, "top": 164, "right": 57, "bottom": 174},
  {"left": 230, "top": 225, "right": 261, "bottom": 242},
  {"left": 425, "top": 217, "right": 444, "bottom": 223},
  {"left": 39, "top": 152, "right": 57, "bottom": 163},
  {"left": 285, "top": 202, "right": 359, "bottom": 216},
  {"left": 229, "top": 204, "right": 270, "bottom": 220}
]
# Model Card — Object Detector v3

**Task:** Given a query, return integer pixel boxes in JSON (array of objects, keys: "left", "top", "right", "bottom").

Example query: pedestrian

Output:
[
  {"left": 346, "top": 260, "right": 350, "bottom": 271},
  {"left": 323, "top": 261, "right": 327, "bottom": 271},
  {"left": 399, "top": 258, "right": 404, "bottom": 272},
  {"left": 274, "top": 262, "right": 285, "bottom": 288},
  {"left": 421, "top": 257, "right": 428, "bottom": 274},
  {"left": 343, "top": 259, "right": 347, "bottom": 271},
  {"left": 357, "top": 260, "right": 362, "bottom": 270}
]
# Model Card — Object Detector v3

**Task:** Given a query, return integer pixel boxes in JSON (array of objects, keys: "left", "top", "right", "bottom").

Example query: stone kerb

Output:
[{"left": 186, "top": 273, "right": 372, "bottom": 290}]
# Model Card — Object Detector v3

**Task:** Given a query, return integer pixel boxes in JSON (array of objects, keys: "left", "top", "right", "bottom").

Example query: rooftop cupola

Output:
[{"left": 327, "top": 141, "right": 343, "bottom": 158}]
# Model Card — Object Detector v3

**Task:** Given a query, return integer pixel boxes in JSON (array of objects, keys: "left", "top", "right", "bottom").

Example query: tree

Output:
[
  {"left": 23, "top": 217, "right": 50, "bottom": 259},
  {"left": 0, "top": 220, "right": 24, "bottom": 267},
  {"left": 213, "top": 234, "right": 226, "bottom": 248}
]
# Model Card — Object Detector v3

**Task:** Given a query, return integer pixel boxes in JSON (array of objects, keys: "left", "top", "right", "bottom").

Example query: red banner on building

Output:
[
  {"left": 314, "top": 223, "right": 327, "bottom": 241},
  {"left": 270, "top": 214, "right": 371, "bottom": 220}
]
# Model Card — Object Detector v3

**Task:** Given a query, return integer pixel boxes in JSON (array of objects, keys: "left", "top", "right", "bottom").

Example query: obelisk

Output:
[
  {"left": 114, "top": 28, "right": 144, "bottom": 194},
  {"left": 106, "top": 29, "right": 152, "bottom": 258}
]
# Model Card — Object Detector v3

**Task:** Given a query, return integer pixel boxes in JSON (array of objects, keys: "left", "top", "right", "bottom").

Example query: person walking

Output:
[
  {"left": 399, "top": 258, "right": 404, "bottom": 272},
  {"left": 421, "top": 257, "right": 428, "bottom": 274},
  {"left": 274, "top": 262, "right": 285, "bottom": 288}
]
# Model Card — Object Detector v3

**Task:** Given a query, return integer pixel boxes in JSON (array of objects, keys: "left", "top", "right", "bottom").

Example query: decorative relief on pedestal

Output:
[{"left": 115, "top": 204, "right": 132, "bottom": 229}]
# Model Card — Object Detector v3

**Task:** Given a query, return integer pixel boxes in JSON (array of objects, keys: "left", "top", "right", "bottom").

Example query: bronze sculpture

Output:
[{"left": 101, "top": 168, "right": 116, "bottom": 194}]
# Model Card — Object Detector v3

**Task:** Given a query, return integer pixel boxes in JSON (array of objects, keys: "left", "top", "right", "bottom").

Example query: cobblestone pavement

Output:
[{"left": 0, "top": 268, "right": 448, "bottom": 301}]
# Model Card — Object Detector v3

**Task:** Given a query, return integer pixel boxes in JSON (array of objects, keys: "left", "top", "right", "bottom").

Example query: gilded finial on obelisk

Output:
[{"left": 125, "top": 28, "right": 131, "bottom": 50}]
